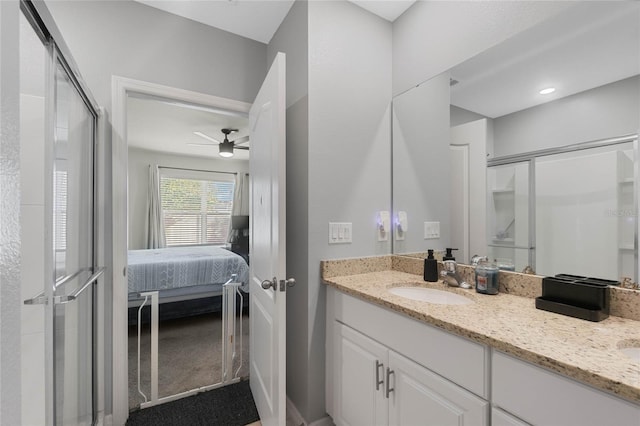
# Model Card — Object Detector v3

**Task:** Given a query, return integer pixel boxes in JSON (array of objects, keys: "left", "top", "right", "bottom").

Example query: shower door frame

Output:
[
  {"left": 487, "top": 133, "right": 639, "bottom": 281},
  {"left": 20, "top": 1, "right": 106, "bottom": 424}
]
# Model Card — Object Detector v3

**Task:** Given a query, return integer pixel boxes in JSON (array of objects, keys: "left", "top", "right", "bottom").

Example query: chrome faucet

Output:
[{"left": 440, "top": 260, "right": 472, "bottom": 289}]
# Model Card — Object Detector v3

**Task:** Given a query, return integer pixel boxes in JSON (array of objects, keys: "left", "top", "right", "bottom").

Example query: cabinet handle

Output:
[
  {"left": 385, "top": 367, "right": 395, "bottom": 399},
  {"left": 375, "top": 360, "right": 384, "bottom": 391}
]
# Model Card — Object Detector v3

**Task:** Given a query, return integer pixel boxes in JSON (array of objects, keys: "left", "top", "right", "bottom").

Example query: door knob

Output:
[{"left": 261, "top": 277, "right": 277, "bottom": 290}]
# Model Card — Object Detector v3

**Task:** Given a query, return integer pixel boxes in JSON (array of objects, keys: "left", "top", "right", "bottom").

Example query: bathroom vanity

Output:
[{"left": 323, "top": 257, "right": 640, "bottom": 426}]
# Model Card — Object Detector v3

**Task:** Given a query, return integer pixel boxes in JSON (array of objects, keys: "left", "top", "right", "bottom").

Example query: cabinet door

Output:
[
  {"left": 334, "top": 322, "right": 388, "bottom": 426},
  {"left": 388, "top": 351, "right": 488, "bottom": 426},
  {"left": 492, "top": 407, "right": 530, "bottom": 426}
]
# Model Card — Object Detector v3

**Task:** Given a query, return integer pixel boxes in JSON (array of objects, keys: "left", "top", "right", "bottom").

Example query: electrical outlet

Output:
[{"left": 424, "top": 221, "right": 440, "bottom": 239}]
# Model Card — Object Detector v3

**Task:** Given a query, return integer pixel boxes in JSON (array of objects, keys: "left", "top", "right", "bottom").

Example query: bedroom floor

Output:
[{"left": 128, "top": 311, "right": 250, "bottom": 410}]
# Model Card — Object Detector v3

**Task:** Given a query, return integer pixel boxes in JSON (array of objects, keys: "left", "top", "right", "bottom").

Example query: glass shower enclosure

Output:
[{"left": 20, "top": 2, "right": 102, "bottom": 424}]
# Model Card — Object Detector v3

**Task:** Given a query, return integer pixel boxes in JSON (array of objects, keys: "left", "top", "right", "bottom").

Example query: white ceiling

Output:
[
  {"left": 127, "top": 96, "right": 250, "bottom": 161},
  {"left": 135, "top": 0, "right": 416, "bottom": 44},
  {"left": 349, "top": 0, "right": 416, "bottom": 22},
  {"left": 449, "top": 1, "right": 640, "bottom": 118}
]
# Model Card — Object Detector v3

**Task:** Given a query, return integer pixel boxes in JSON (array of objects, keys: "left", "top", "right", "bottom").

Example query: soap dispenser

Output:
[
  {"left": 443, "top": 248, "right": 458, "bottom": 261},
  {"left": 424, "top": 249, "right": 438, "bottom": 282}
]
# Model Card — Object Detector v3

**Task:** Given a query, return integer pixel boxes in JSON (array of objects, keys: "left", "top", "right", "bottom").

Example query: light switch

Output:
[
  {"left": 424, "top": 221, "right": 440, "bottom": 239},
  {"left": 329, "top": 222, "right": 352, "bottom": 244}
]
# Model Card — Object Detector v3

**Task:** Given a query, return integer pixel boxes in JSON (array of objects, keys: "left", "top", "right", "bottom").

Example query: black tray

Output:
[
  {"left": 554, "top": 274, "right": 619, "bottom": 286},
  {"left": 541, "top": 275, "right": 611, "bottom": 314},
  {"left": 535, "top": 297, "right": 609, "bottom": 322}
]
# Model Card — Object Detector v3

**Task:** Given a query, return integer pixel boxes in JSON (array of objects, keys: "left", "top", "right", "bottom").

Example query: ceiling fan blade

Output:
[
  {"left": 232, "top": 135, "right": 250, "bottom": 145},
  {"left": 235, "top": 146, "right": 250, "bottom": 151},
  {"left": 187, "top": 142, "right": 217, "bottom": 147},
  {"left": 193, "top": 131, "right": 222, "bottom": 144}
]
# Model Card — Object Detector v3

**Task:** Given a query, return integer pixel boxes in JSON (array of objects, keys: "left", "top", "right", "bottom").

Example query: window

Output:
[{"left": 159, "top": 168, "right": 235, "bottom": 247}]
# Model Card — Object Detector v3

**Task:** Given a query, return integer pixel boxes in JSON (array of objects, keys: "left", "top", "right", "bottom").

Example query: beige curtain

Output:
[
  {"left": 232, "top": 172, "right": 249, "bottom": 215},
  {"left": 228, "top": 173, "right": 249, "bottom": 243},
  {"left": 145, "top": 164, "right": 165, "bottom": 249}
]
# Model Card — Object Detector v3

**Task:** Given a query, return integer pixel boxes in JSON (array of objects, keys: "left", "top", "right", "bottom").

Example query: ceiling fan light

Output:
[{"left": 219, "top": 141, "right": 234, "bottom": 157}]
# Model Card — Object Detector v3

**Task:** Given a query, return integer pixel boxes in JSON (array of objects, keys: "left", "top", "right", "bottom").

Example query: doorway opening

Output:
[{"left": 112, "top": 77, "right": 254, "bottom": 418}]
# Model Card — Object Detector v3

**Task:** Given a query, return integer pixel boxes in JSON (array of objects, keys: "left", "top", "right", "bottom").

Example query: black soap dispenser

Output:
[
  {"left": 424, "top": 249, "right": 438, "bottom": 282},
  {"left": 443, "top": 248, "right": 458, "bottom": 261}
]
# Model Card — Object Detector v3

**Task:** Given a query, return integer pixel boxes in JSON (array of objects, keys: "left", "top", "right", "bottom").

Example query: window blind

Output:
[{"left": 160, "top": 172, "right": 234, "bottom": 246}]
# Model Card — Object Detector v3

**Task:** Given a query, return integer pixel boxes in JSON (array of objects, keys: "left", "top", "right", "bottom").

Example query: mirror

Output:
[{"left": 392, "top": 2, "right": 639, "bottom": 281}]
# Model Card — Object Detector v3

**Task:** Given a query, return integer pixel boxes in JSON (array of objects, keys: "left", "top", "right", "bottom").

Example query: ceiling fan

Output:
[{"left": 189, "top": 128, "right": 250, "bottom": 158}]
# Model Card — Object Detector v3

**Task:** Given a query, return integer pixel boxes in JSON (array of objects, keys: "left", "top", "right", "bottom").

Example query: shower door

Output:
[
  {"left": 20, "top": 2, "right": 101, "bottom": 424},
  {"left": 49, "top": 51, "right": 100, "bottom": 426}
]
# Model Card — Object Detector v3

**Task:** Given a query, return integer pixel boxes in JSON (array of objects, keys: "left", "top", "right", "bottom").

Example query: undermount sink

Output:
[
  {"left": 388, "top": 287, "right": 473, "bottom": 305},
  {"left": 618, "top": 340, "right": 640, "bottom": 363}
]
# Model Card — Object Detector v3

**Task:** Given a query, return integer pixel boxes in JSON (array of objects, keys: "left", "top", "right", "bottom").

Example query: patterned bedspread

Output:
[{"left": 127, "top": 246, "right": 250, "bottom": 294}]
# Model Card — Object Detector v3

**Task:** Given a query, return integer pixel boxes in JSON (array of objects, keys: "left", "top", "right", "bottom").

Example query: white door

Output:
[
  {"left": 450, "top": 119, "right": 489, "bottom": 263},
  {"left": 249, "top": 52, "right": 289, "bottom": 426},
  {"left": 449, "top": 145, "right": 470, "bottom": 263}
]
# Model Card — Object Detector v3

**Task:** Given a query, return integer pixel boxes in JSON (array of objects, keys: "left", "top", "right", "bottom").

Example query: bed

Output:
[{"left": 127, "top": 245, "right": 250, "bottom": 322}]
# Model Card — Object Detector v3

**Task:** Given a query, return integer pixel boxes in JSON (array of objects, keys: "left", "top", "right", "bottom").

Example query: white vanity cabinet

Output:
[
  {"left": 333, "top": 322, "right": 488, "bottom": 426},
  {"left": 491, "top": 408, "right": 531, "bottom": 426},
  {"left": 333, "top": 323, "right": 388, "bottom": 426},
  {"left": 387, "top": 349, "right": 487, "bottom": 425},
  {"left": 327, "top": 287, "right": 489, "bottom": 426},
  {"left": 492, "top": 351, "right": 640, "bottom": 426}
]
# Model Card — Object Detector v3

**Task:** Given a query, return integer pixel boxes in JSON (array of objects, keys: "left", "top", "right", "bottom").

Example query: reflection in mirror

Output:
[{"left": 392, "top": 2, "right": 639, "bottom": 281}]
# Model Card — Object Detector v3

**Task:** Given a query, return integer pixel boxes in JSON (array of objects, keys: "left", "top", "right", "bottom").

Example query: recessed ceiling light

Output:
[{"left": 539, "top": 87, "right": 556, "bottom": 95}]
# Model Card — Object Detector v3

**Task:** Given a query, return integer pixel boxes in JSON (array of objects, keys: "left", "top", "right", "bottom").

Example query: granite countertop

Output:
[{"left": 323, "top": 269, "right": 640, "bottom": 404}]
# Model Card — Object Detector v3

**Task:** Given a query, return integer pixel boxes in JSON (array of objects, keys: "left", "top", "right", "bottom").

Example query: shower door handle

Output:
[
  {"left": 24, "top": 267, "right": 105, "bottom": 305},
  {"left": 55, "top": 267, "right": 105, "bottom": 304}
]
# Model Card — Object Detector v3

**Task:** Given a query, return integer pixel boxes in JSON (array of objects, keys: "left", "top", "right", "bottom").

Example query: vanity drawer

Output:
[
  {"left": 492, "top": 351, "right": 640, "bottom": 426},
  {"left": 330, "top": 288, "right": 488, "bottom": 398}
]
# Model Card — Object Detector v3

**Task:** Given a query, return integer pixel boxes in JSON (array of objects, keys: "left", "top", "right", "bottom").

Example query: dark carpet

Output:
[{"left": 126, "top": 380, "right": 259, "bottom": 426}]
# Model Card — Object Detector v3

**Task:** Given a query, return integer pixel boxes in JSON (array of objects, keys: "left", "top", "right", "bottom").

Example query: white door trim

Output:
[{"left": 110, "top": 76, "right": 251, "bottom": 424}]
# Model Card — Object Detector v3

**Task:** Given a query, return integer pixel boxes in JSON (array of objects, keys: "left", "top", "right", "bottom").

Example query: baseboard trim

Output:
[
  {"left": 308, "top": 416, "right": 334, "bottom": 426},
  {"left": 285, "top": 396, "right": 334, "bottom": 426},
  {"left": 103, "top": 413, "right": 114, "bottom": 426},
  {"left": 286, "top": 396, "right": 305, "bottom": 426}
]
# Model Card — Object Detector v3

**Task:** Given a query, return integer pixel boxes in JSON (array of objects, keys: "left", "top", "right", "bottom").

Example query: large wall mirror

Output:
[{"left": 392, "top": 1, "right": 639, "bottom": 282}]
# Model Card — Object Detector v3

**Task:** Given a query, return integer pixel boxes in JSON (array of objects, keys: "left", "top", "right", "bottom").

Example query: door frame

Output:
[{"left": 111, "top": 76, "right": 251, "bottom": 423}]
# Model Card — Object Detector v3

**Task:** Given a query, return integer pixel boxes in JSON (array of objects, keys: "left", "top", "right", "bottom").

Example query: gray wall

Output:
[
  {"left": 269, "top": 1, "right": 392, "bottom": 422},
  {"left": 307, "top": 1, "right": 392, "bottom": 421},
  {"left": 268, "top": 0, "right": 308, "bottom": 109},
  {"left": 493, "top": 76, "right": 640, "bottom": 157},
  {"left": 47, "top": 0, "right": 267, "bottom": 108},
  {"left": 127, "top": 147, "right": 249, "bottom": 250},
  {"left": 450, "top": 105, "right": 488, "bottom": 128},
  {"left": 267, "top": 0, "right": 311, "bottom": 419},
  {"left": 393, "top": 1, "right": 573, "bottom": 96}
]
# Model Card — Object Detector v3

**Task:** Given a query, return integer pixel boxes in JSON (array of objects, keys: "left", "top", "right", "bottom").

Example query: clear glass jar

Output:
[
  {"left": 475, "top": 259, "right": 499, "bottom": 295},
  {"left": 496, "top": 258, "right": 515, "bottom": 271}
]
